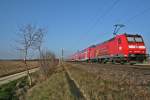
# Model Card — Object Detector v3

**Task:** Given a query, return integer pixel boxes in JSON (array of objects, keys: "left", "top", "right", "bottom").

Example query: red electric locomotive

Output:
[{"left": 70, "top": 33, "right": 147, "bottom": 64}]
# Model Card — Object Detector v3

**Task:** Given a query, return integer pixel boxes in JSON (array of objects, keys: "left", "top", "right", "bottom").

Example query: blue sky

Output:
[{"left": 0, "top": 0, "right": 150, "bottom": 59}]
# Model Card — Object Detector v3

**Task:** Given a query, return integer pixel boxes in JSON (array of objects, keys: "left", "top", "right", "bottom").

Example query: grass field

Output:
[
  {"left": 0, "top": 60, "right": 39, "bottom": 77},
  {"left": 18, "top": 62, "right": 150, "bottom": 100},
  {"left": 65, "top": 63, "right": 150, "bottom": 100},
  {"left": 0, "top": 76, "right": 28, "bottom": 100},
  {"left": 26, "top": 66, "right": 75, "bottom": 100}
]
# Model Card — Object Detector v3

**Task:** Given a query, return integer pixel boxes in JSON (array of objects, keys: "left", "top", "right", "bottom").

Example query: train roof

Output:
[
  {"left": 95, "top": 37, "right": 115, "bottom": 46},
  {"left": 88, "top": 45, "right": 96, "bottom": 48},
  {"left": 124, "top": 33, "right": 142, "bottom": 37}
]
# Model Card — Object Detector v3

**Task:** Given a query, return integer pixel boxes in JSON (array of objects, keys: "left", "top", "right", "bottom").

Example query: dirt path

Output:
[{"left": 0, "top": 68, "right": 39, "bottom": 85}]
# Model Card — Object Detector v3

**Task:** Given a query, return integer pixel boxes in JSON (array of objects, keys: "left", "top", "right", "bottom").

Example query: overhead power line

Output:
[
  {"left": 85, "top": 0, "right": 121, "bottom": 34},
  {"left": 124, "top": 7, "right": 150, "bottom": 25}
]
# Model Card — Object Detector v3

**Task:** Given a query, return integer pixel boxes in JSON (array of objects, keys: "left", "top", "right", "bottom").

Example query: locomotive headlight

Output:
[
  {"left": 128, "top": 45, "right": 135, "bottom": 48},
  {"left": 119, "top": 46, "right": 122, "bottom": 50},
  {"left": 130, "top": 54, "right": 135, "bottom": 57},
  {"left": 124, "top": 54, "right": 127, "bottom": 57}
]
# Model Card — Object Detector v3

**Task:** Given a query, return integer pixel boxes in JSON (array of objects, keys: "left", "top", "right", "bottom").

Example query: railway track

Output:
[
  {"left": 129, "top": 65, "right": 150, "bottom": 76},
  {"left": 74, "top": 62, "right": 150, "bottom": 69},
  {"left": 69, "top": 62, "right": 150, "bottom": 77}
]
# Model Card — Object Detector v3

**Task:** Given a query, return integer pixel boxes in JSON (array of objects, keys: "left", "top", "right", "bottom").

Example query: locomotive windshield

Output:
[
  {"left": 127, "top": 36, "right": 143, "bottom": 42},
  {"left": 135, "top": 37, "right": 143, "bottom": 42},
  {"left": 127, "top": 37, "right": 135, "bottom": 42}
]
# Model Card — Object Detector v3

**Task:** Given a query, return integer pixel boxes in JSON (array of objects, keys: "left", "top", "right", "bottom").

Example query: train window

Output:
[
  {"left": 118, "top": 38, "right": 121, "bottom": 44},
  {"left": 127, "top": 37, "right": 135, "bottom": 42},
  {"left": 135, "top": 37, "right": 143, "bottom": 42}
]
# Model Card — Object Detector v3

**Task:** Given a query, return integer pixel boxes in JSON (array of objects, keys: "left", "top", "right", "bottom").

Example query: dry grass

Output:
[
  {"left": 66, "top": 63, "right": 150, "bottom": 100},
  {"left": 26, "top": 66, "right": 75, "bottom": 100},
  {"left": 0, "top": 60, "right": 39, "bottom": 77}
]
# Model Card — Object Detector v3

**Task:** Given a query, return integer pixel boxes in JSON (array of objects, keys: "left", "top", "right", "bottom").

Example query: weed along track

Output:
[
  {"left": 64, "top": 71, "right": 85, "bottom": 100},
  {"left": 63, "top": 65, "right": 87, "bottom": 100},
  {"left": 63, "top": 63, "right": 150, "bottom": 100}
]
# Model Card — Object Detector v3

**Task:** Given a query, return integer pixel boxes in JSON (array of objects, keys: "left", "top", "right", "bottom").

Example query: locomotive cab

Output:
[
  {"left": 114, "top": 33, "right": 147, "bottom": 63},
  {"left": 125, "top": 34, "right": 147, "bottom": 62}
]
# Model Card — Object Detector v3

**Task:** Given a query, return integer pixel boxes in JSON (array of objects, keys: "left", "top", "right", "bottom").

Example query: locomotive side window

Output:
[
  {"left": 135, "top": 37, "right": 143, "bottom": 42},
  {"left": 127, "top": 37, "right": 135, "bottom": 42}
]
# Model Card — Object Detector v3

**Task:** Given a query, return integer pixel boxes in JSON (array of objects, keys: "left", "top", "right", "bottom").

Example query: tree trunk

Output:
[{"left": 24, "top": 50, "right": 32, "bottom": 86}]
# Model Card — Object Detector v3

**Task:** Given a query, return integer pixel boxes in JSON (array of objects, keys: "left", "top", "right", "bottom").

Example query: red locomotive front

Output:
[
  {"left": 125, "top": 34, "right": 146, "bottom": 62},
  {"left": 94, "top": 33, "right": 147, "bottom": 63}
]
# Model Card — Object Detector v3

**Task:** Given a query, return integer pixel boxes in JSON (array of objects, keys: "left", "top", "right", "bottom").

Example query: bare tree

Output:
[
  {"left": 31, "top": 28, "right": 56, "bottom": 78},
  {"left": 16, "top": 24, "right": 56, "bottom": 83},
  {"left": 39, "top": 50, "right": 56, "bottom": 78},
  {"left": 16, "top": 24, "right": 39, "bottom": 86},
  {"left": 31, "top": 28, "right": 45, "bottom": 58},
  {"left": 30, "top": 27, "right": 47, "bottom": 77}
]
